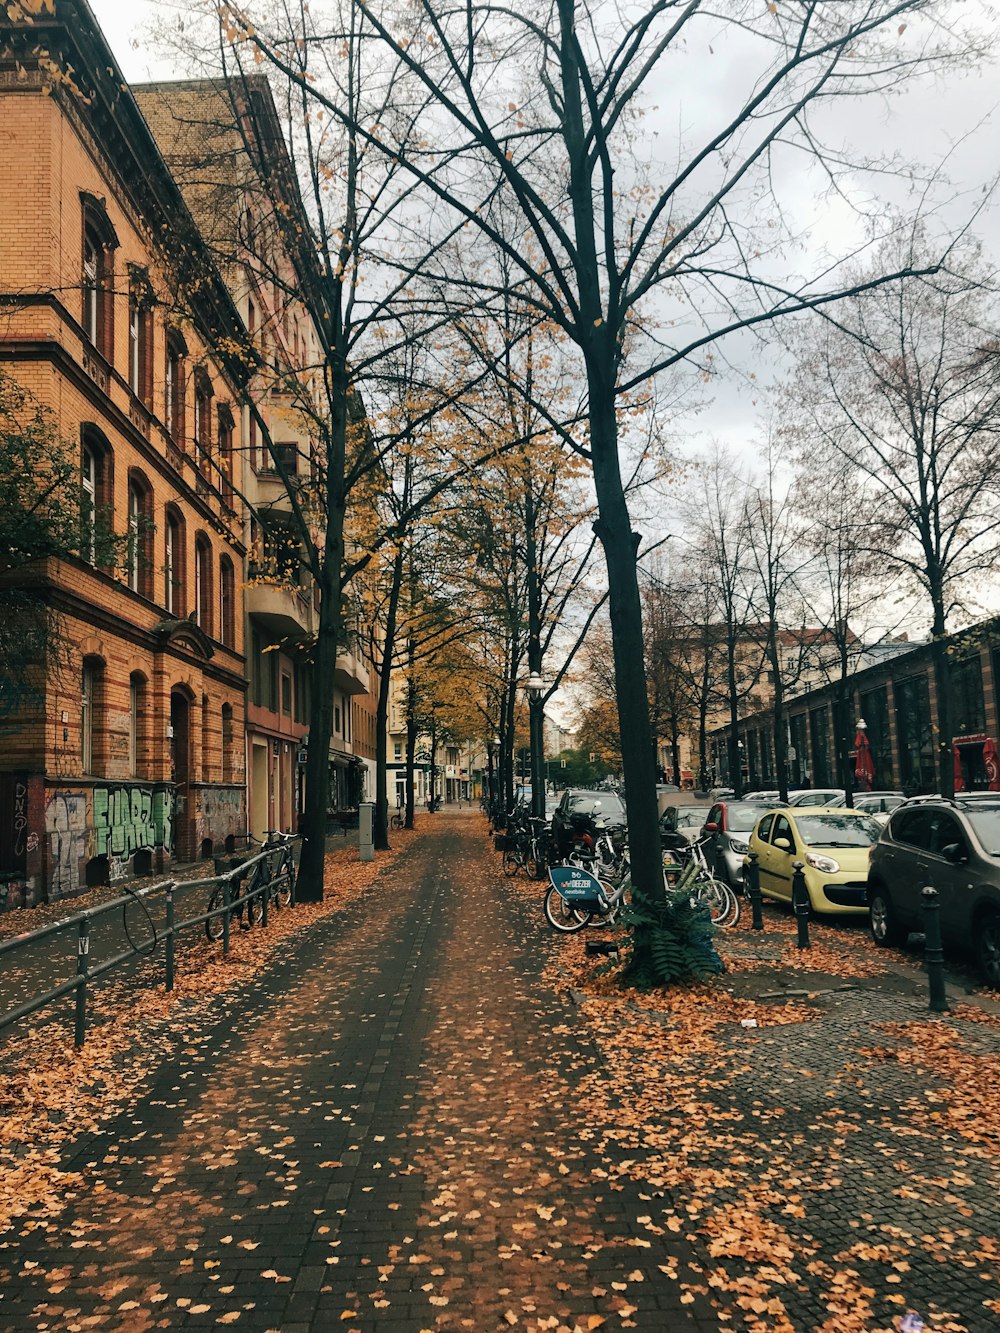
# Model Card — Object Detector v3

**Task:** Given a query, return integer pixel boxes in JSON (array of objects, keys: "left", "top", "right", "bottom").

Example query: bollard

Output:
[
  {"left": 745, "top": 852, "right": 764, "bottom": 931},
  {"left": 921, "top": 886, "right": 950, "bottom": 1013},
  {"left": 74, "top": 915, "right": 90, "bottom": 1048},
  {"left": 792, "top": 861, "right": 811, "bottom": 949},
  {"left": 165, "top": 882, "right": 175, "bottom": 992},
  {"left": 359, "top": 801, "right": 374, "bottom": 863}
]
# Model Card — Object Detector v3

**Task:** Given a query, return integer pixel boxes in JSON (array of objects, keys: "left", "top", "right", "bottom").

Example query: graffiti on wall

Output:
[
  {"left": 47, "top": 792, "right": 88, "bottom": 899},
  {"left": 45, "top": 786, "right": 175, "bottom": 898},
  {"left": 93, "top": 787, "right": 173, "bottom": 858},
  {"left": 195, "top": 787, "right": 243, "bottom": 824},
  {"left": 12, "top": 781, "right": 27, "bottom": 859}
]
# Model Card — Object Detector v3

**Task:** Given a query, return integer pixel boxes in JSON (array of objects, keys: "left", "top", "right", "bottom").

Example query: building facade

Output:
[
  {"left": 0, "top": 1, "right": 250, "bottom": 905},
  {"left": 709, "top": 621, "right": 1000, "bottom": 796}
]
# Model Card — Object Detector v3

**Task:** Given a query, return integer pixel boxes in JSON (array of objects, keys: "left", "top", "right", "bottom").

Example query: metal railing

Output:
[{"left": 0, "top": 839, "right": 299, "bottom": 1049}]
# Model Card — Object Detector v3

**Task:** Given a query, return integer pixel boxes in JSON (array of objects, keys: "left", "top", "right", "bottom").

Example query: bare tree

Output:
[
  {"left": 785, "top": 236, "right": 1000, "bottom": 796},
  {"left": 216, "top": 0, "right": 983, "bottom": 967}
]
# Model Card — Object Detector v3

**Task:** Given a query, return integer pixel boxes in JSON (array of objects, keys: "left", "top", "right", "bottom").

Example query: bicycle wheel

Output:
[
  {"left": 274, "top": 853, "right": 293, "bottom": 908},
  {"left": 206, "top": 884, "right": 225, "bottom": 941},
  {"left": 694, "top": 876, "right": 739, "bottom": 928},
  {"left": 543, "top": 885, "right": 591, "bottom": 933},
  {"left": 390, "top": 813, "right": 404, "bottom": 831},
  {"left": 503, "top": 847, "right": 522, "bottom": 877}
]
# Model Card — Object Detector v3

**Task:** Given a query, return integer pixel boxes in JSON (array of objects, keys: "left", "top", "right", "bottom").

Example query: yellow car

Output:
[{"left": 747, "top": 806, "right": 883, "bottom": 915}]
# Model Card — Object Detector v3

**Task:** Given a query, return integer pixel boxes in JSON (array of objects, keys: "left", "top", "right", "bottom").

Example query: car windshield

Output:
[
  {"left": 726, "top": 803, "right": 776, "bottom": 832},
  {"left": 794, "top": 813, "right": 881, "bottom": 847},
  {"left": 676, "top": 809, "right": 704, "bottom": 828},
  {"left": 569, "top": 794, "right": 625, "bottom": 822},
  {"left": 963, "top": 805, "right": 1000, "bottom": 855}
]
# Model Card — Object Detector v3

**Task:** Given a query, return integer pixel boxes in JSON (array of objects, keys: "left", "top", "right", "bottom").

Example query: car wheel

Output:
[
  {"left": 974, "top": 910, "right": 1000, "bottom": 990},
  {"left": 869, "top": 885, "right": 904, "bottom": 947}
]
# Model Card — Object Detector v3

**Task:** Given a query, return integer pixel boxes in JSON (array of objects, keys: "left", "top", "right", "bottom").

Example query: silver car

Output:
[{"left": 701, "top": 799, "right": 783, "bottom": 887}]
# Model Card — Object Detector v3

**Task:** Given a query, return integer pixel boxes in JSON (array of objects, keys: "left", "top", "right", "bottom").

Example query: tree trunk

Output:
[
  {"left": 404, "top": 663, "right": 417, "bottom": 829},
  {"left": 298, "top": 564, "right": 341, "bottom": 900},
  {"left": 768, "top": 638, "right": 789, "bottom": 805},
  {"left": 589, "top": 389, "right": 663, "bottom": 923},
  {"left": 726, "top": 627, "right": 743, "bottom": 798},
  {"left": 373, "top": 546, "right": 405, "bottom": 850}
]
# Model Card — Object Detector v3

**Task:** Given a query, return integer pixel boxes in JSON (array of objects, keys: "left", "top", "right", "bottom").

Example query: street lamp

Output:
[{"left": 524, "top": 672, "right": 546, "bottom": 820}]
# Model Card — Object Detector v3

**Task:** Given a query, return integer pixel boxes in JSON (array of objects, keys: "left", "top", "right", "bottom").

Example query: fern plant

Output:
[{"left": 617, "top": 882, "right": 725, "bottom": 989}]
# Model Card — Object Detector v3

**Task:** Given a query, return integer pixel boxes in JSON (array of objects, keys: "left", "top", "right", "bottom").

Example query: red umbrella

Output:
[
  {"left": 985, "top": 738, "right": 1000, "bottom": 792},
  {"left": 854, "top": 729, "right": 874, "bottom": 791},
  {"left": 954, "top": 746, "right": 966, "bottom": 793}
]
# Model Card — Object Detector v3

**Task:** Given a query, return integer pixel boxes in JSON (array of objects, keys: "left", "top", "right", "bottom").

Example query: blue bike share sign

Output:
[{"left": 548, "top": 865, "right": 608, "bottom": 910}]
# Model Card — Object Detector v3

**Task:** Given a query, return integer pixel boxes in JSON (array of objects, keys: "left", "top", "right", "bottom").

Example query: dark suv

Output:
[{"left": 867, "top": 795, "right": 1000, "bottom": 988}]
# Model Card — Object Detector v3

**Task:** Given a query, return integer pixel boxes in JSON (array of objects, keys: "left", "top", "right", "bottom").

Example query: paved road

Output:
[{"left": 0, "top": 813, "right": 715, "bottom": 1331}]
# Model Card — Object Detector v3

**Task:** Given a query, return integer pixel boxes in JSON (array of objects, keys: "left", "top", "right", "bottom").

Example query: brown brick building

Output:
[{"left": 0, "top": 1, "right": 250, "bottom": 904}]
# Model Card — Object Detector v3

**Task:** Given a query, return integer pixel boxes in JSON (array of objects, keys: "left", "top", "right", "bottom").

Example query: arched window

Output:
[
  {"left": 194, "top": 535, "right": 213, "bottom": 634},
  {"left": 127, "top": 266, "right": 153, "bottom": 404},
  {"left": 165, "top": 330, "right": 187, "bottom": 444},
  {"left": 165, "top": 507, "right": 185, "bottom": 616},
  {"left": 127, "top": 472, "right": 153, "bottom": 597},
  {"left": 129, "top": 671, "right": 148, "bottom": 778},
  {"left": 80, "top": 427, "right": 112, "bottom": 566},
  {"left": 219, "top": 554, "right": 236, "bottom": 647},
  {"left": 218, "top": 404, "right": 235, "bottom": 506},
  {"left": 221, "top": 702, "right": 234, "bottom": 782},
  {"left": 81, "top": 196, "right": 117, "bottom": 363},
  {"left": 81, "top": 656, "right": 105, "bottom": 775},
  {"left": 194, "top": 369, "right": 213, "bottom": 477}
]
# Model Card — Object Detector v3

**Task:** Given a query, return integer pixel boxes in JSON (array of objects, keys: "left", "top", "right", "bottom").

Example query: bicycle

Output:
[
  {"left": 664, "top": 837, "right": 741, "bottom": 928},
  {"left": 502, "top": 810, "right": 549, "bottom": 880},
  {"left": 390, "top": 809, "right": 405, "bottom": 831},
  {"left": 206, "top": 831, "right": 296, "bottom": 940}
]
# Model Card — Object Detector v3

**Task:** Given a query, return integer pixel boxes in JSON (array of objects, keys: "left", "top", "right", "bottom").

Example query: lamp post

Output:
[{"left": 525, "top": 672, "right": 546, "bottom": 820}]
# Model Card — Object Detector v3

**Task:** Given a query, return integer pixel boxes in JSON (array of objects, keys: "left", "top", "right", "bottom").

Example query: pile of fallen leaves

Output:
[
  {"left": 0, "top": 834, "right": 415, "bottom": 1236},
  {"left": 497, "top": 836, "right": 1000, "bottom": 1332}
]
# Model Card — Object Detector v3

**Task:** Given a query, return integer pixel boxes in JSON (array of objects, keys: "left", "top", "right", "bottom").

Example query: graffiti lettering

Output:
[
  {"left": 13, "top": 781, "right": 27, "bottom": 858},
  {"left": 93, "top": 787, "right": 175, "bottom": 857}
]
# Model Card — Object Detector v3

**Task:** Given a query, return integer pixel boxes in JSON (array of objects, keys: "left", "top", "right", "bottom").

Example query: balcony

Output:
[
  {"left": 245, "top": 580, "right": 314, "bottom": 641},
  {"left": 334, "top": 645, "right": 369, "bottom": 696}
]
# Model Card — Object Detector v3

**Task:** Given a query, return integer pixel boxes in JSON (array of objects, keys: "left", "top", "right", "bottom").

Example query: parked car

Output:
[
  {"left": 550, "top": 788, "right": 627, "bottom": 859},
  {"left": 708, "top": 787, "right": 735, "bottom": 802},
  {"left": 867, "top": 795, "right": 1000, "bottom": 988},
  {"left": 660, "top": 805, "right": 707, "bottom": 847},
  {"left": 853, "top": 792, "right": 905, "bottom": 823},
  {"left": 701, "top": 800, "right": 783, "bottom": 888},
  {"left": 744, "top": 789, "right": 781, "bottom": 801},
  {"left": 748, "top": 806, "right": 882, "bottom": 914},
  {"left": 788, "top": 788, "right": 847, "bottom": 807}
]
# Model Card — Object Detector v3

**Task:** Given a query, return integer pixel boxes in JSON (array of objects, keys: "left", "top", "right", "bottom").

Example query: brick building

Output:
[
  {"left": 709, "top": 620, "right": 1000, "bottom": 796},
  {"left": 134, "top": 77, "right": 376, "bottom": 837},
  {"left": 0, "top": 0, "right": 249, "bottom": 905}
]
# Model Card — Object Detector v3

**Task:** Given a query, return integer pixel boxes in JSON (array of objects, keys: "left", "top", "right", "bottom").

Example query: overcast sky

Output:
[{"left": 91, "top": 0, "right": 1000, "bottom": 649}]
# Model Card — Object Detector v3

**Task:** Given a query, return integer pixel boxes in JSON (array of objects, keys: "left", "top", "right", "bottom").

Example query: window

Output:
[
  {"left": 394, "top": 741, "right": 402, "bottom": 762},
  {"left": 891, "top": 807, "right": 933, "bottom": 849},
  {"left": 194, "top": 371, "right": 213, "bottom": 476},
  {"left": 248, "top": 410, "right": 259, "bottom": 472},
  {"left": 127, "top": 268, "right": 153, "bottom": 403},
  {"left": 81, "top": 658, "right": 104, "bottom": 775},
  {"left": 273, "top": 442, "right": 298, "bottom": 476},
  {"left": 771, "top": 815, "right": 794, "bottom": 848},
  {"left": 281, "top": 672, "right": 292, "bottom": 716},
  {"left": 81, "top": 197, "right": 117, "bottom": 362},
  {"left": 165, "top": 508, "right": 184, "bottom": 615},
  {"left": 757, "top": 813, "right": 775, "bottom": 841},
  {"left": 165, "top": 331, "right": 187, "bottom": 443},
  {"left": 127, "top": 475, "right": 153, "bottom": 596},
  {"left": 222, "top": 703, "right": 234, "bottom": 782},
  {"left": 335, "top": 704, "right": 341, "bottom": 734},
  {"left": 81, "top": 441, "right": 97, "bottom": 563},
  {"left": 80, "top": 429, "right": 111, "bottom": 566},
  {"left": 218, "top": 407, "right": 235, "bottom": 505},
  {"left": 219, "top": 555, "right": 235, "bottom": 647},
  {"left": 194, "top": 537, "right": 212, "bottom": 635},
  {"left": 895, "top": 674, "right": 935, "bottom": 792},
  {"left": 129, "top": 672, "right": 147, "bottom": 778},
  {"left": 859, "top": 687, "right": 892, "bottom": 788},
  {"left": 808, "top": 707, "right": 831, "bottom": 787},
  {"left": 952, "top": 655, "right": 986, "bottom": 737}
]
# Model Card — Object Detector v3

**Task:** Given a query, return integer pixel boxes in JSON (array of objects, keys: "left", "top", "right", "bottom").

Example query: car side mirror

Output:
[
  {"left": 941, "top": 842, "right": 967, "bottom": 864},
  {"left": 773, "top": 837, "right": 793, "bottom": 852},
  {"left": 703, "top": 821, "right": 719, "bottom": 833}
]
